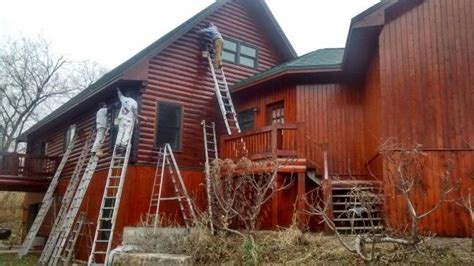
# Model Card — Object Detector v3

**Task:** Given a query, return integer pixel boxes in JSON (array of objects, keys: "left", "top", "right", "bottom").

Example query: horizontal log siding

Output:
[
  {"left": 296, "top": 83, "right": 366, "bottom": 176},
  {"left": 379, "top": 0, "right": 474, "bottom": 237},
  {"left": 30, "top": 101, "right": 121, "bottom": 178},
  {"left": 139, "top": 0, "right": 285, "bottom": 167}
]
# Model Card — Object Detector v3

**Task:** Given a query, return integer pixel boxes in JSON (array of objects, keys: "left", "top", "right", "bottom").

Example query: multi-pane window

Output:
[
  {"left": 267, "top": 102, "right": 285, "bottom": 125},
  {"left": 64, "top": 124, "right": 76, "bottom": 151},
  {"left": 238, "top": 109, "right": 255, "bottom": 132},
  {"left": 223, "top": 39, "right": 258, "bottom": 68},
  {"left": 155, "top": 102, "right": 183, "bottom": 150}
]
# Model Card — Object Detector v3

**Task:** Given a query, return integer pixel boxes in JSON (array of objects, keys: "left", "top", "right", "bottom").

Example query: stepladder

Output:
[
  {"left": 88, "top": 124, "right": 134, "bottom": 265},
  {"left": 39, "top": 130, "right": 95, "bottom": 264},
  {"left": 201, "top": 120, "right": 218, "bottom": 234},
  {"left": 18, "top": 133, "right": 77, "bottom": 258},
  {"left": 147, "top": 144, "right": 196, "bottom": 231}
]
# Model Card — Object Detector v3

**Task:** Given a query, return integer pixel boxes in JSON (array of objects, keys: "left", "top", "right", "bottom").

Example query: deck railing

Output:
[
  {"left": 220, "top": 124, "right": 298, "bottom": 160},
  {"left": 0, "top": 152, "right": 60, "bottom": 178}
]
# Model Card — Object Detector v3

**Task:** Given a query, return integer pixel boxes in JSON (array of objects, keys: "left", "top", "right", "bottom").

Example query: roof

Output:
[
  {"left": 18, "top": 0, "right": 296, "bottom": 141},
  {"left": 232, "top": 48, "right": 344, "bottom": 90}
]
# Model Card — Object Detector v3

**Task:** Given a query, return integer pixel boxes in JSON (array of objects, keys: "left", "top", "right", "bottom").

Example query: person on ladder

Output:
[
  {"left": 91, "top": 102, "right": 108, "bottom": 156},
  {"left": 198, "top": 22, "right": 224, "bottom": 69},
  {"left": 115, "top": 88, "right": 138, "bottom": 151}
]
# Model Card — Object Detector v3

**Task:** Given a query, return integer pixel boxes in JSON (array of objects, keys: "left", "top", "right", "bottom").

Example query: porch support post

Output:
[{"left": 296, "top": 172, "right": 307, "bottom": 228}]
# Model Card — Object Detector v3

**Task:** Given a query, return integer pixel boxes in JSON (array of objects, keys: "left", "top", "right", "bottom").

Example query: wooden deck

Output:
[{"left": 0, "top": 152, "right": 60, "bottom": 192}]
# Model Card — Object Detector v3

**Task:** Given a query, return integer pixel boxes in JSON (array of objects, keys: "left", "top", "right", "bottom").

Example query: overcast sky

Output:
[{"left": 0, "top": 0, "right": 379, "bottom": 69}]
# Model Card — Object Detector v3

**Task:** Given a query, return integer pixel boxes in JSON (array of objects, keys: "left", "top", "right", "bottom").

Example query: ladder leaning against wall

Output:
[{"left": 18, "top": 133, "right": 77, "bottom": 258}]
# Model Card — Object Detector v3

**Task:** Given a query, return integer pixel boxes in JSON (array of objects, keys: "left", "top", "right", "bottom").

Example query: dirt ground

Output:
[{"left": 0, "top": 235, "right": 471, "bottom": 265}]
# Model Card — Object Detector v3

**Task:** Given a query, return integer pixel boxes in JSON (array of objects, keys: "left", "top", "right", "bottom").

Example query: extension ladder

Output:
[
  {"left": 59, "top": 213, "right": 87, "bottom": 265},
  {"left": 18, "top": 133, "right": 77, "bottom": 258},
  {"left": 39, "top": 131, "right": 94, "bottom": 264},
  {"left": 147, "top": 144, "right": 196, "bottom": 231},
  {"left": 208, "top": 55, "right": 241, "bottom": 135},
  {"left": 88, "top": 125, "right": 134, "bottom": 265},
  {"left": 201, "top": 120, "right": 218, "bottom": 234},
  {"left": 49, "top": 128, "right": 109, "bottom": 265}
]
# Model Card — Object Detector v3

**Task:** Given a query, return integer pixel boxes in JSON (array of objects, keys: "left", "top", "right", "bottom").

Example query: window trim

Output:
[
  {"left": 222, "top": 37, "right": 259, "bottom": 69},
  {"left": 153, "top": 101, "right": 184, "bottom": 151},
  {"left": 63, "top": 124, "right": 76, "bottom": 152},
  {"left": 266, "top": 101, "right": 285, "bottom": 125}
]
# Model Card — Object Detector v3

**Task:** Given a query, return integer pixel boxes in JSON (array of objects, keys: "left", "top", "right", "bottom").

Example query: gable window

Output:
[
  {"left": 223, "top": 39, "right": 258, "bottom": 68},
  {"left": 267, "top": 102, "right": 285, "bottom": 125},
  {"left": 238, "top": 109, "right": 255, "bottom": 132},
  {"left": 64, "top": 124, "right": 76, "bottom": 151},
  {"left": 155, "top": 102, "right": 183, "bottom": 150}
]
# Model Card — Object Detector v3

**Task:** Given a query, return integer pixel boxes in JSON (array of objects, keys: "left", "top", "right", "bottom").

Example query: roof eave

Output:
[{"left": 231, "top": 66, "right": 342, "bottom": 93}]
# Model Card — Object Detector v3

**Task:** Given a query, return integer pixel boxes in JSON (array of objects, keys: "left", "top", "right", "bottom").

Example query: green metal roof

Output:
[{"left": 232, "top": 48, "right": 344, "bottom": 90}]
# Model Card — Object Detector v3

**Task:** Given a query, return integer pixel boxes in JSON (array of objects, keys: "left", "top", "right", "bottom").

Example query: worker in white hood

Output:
[{"left": 115, "top": 88, "right": 138, "bottom": 150}]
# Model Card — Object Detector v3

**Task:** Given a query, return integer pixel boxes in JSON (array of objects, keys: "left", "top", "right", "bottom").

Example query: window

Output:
[
  {"left": 155, "top": 102, "right": 183, "bottom": 150},
  {"left": 223, "top": 39, "right": 258, "bottom": 68},
  {"left": 267, "top": 102, "right": 285, "bottom": 125},
  {"left": 64, "top": 124, "right": 76, "bottom": 151},
  {"left": 238, "top": 109, "right": 255, "bottom": 132}
]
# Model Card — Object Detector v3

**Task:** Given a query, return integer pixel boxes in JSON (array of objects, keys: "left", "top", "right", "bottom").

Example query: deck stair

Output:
[{"left": 330, "top": 180, "right": 383, "bottom": 234}]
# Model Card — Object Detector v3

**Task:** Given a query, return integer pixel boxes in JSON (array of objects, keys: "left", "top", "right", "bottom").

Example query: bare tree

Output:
[
  {"left": 305, "top": 140, "right": 456, "bottom": 265},
  {"left": 209, "top": 157, "right": 294, "bottom": 233},
  {"left": 0, "top": 36, "right": 107, "bottom": 151},
  {"left": 456, "top": 188, "right": 473, "bottom": 251}
]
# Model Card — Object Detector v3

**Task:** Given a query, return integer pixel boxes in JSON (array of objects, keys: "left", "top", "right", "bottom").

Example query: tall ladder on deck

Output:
[
  {"left": 88, "top": 125, "right": 134, "bottom": 265},
  {"left": 49, "top": 128, "right": 109, "bottom": 265},
  {"left": 18, "top": 134, "right": 77, "bottom": 258},
  {"left": 147, "top": 144, "right": 196, "bottom": 231},
  {"left": 201, "top": 120, "right": 218, "bottom": 234},
  {"left": 39, "top": 131, "right": 94, "bottom": 264},
  {"left": 208, "top": 55, "right": 241, "bottom": 135}
]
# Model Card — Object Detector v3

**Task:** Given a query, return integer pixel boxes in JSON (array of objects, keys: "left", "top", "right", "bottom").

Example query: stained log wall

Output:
[{"left": 138, "top": 0, "right": 287, "bottom": 168}]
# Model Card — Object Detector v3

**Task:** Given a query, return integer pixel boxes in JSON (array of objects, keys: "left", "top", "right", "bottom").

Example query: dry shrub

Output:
[{"left": 0, "top": 192, "right": 25, "bottom": 246}]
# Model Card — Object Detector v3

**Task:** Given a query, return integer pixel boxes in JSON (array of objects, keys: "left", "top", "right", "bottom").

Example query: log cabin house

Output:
[{"left": 0, "top": 0, "right": 472, "bottom": 261}]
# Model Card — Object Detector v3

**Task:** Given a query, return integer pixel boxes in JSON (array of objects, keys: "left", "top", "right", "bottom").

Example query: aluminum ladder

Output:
[
  {"left": 201, "top": 120, "right": 218, "bottom": 234},
  {"left": 18, "top": 133, "right": 77, "bottom": 258},
  {"left": 49, "top": 128, "right": 109, "bottom": 265},
  {"left": 39, "top": 131, "right": 94, "bottom": 264},
  {"left": 59, "top": 213, "right": 87, "bottom": 265},
  {"left": 147, "top": 144, "right": 196, "bottom": 232},
  {"left": 88, "top": 125, "right": 134, "bottom": 265},
  {"left": 208, "top": 55, "right": 241, "bottom": 135}
]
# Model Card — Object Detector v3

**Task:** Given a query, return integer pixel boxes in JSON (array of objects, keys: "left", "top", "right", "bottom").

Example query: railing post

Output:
[
  {"left": 271, "top": 126, "right": 278, "bottom": 159},
  {"left": 12, "top": 153, "right": 19, "bottom": 176}
]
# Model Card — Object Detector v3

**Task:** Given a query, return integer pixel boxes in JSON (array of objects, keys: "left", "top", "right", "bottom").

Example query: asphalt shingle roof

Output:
[{"left": 232, "top": 48, "right": 344, "bottom": 90}]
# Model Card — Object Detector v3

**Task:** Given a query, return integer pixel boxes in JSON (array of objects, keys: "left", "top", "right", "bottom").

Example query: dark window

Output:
[
  {"left": 64, "top": 124, "right": 76, "bottom": 151},
  {"left": 223, "top": 38, "right": 258, "bottom": 68},
  {"left": 155, "top": 102, "right": 183, "bottom": 150},
  {"left": 238, "top": 109, "right": 255, "bottom": 132},
  {"left": 267, "top": 102, "right": 285, "bottom": 125}
]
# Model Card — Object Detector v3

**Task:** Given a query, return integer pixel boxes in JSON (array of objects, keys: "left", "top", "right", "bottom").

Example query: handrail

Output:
[
  {"left": 221, "top": 123, "right": 297, "bottom": 141},
  {"left": 220, "top": 123, "right": 297, "bottom": 159},
  {"left": 0, "top": 152, "right": 60, "bottom": 178}
]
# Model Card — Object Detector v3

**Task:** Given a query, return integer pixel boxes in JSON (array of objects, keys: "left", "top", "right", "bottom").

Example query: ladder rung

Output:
[
  {"left": 93, "top": 251, "right": 107, "bottom": 254},
  {"left": 95, "top": 240, "right": 110, "bottom": 243},
  {"left": 98, "top": 229, "right": 111, "bottom": 232},
  {"left": 160, "top": 196, "right": 185, "bottom": 200}
]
